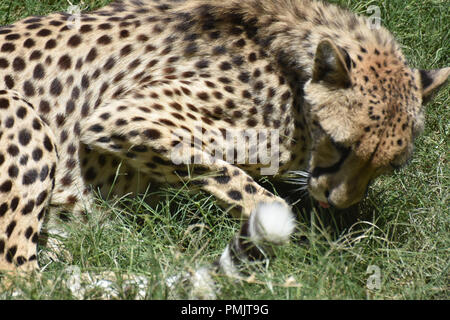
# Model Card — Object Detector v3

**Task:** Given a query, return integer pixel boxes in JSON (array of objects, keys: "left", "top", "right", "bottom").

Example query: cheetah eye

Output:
[{"left": 329, "top": 138, "right": 350, "bottom": 153}]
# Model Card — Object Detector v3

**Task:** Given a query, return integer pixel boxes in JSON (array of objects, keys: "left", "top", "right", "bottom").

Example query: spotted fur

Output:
[{"left": 0, "top": 0, "right": 448, "bottom": 274}]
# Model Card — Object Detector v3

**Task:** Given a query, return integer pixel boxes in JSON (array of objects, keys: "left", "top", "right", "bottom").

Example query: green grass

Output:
[{"left": 0, "top": 0, "right": 448, "bottom": 299}]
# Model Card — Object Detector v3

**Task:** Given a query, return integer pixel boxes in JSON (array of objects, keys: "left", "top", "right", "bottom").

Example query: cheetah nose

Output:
[{"left": 319, "top": 190, "right": 331, "bottom": 208}]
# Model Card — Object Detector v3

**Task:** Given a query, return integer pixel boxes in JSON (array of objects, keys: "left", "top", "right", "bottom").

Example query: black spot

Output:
[
  {"left": 131, "top": 145, "right": 148, "bottom": 153},
  {"left": 61, "top": 173, "right": 72, "bottom": 186},
  {"left": 103, "top": 57, "right": 116, "bottom": 70},
  {"left": 81, "top": 75, "right": 90, "bottom": 89},
  {"left": 6, "top": 220, "right": 16, "bottom": 237},
  {"left": 115, "top": 119, "right": 127, "bottom": 126},
  {"left": 80, "top": 24, "right": 92, "bottom": 33},
  {"left": 0, "top": 202, "right": 8, "bottom": 217},
  {"left": 32, "top": 148, "right": 43, "bottom": 161},
  {"left": 16, "top": 106, "right": 27, "bottom": 118},
  {"left": 39, "top": 100, "right": 50, "bottom": 113},
  {"left": 120, "top": 29, "right": 130, "bottom": 38},
  {"left": 45, "top": 39, "right": 57, "bottom": 49},
  {"left": 58, "top": 54, "right": 72, "bottom": 70},
  {"left": 85, "top": 167, "right": 97, "bottom": 181},
  {"left": 235, "top": 38, "right": 246, "bottom": 48},
  {"left": 244, "top": 184, "right": 257, "bottom": 194},
  {"left": 50, "top": 78, "right": 63, "bottom": 96},
  {"left": 232, "top": 55, "right": 244, "bottom": 66},
  {"left": 18, "top": 129, "right": 32, "bottom": 146},
  {"left": 5, "top": 116, "right": 15, "bottom": 128},
  {"left": 7, "top": 144, "right": 19, "bottom": 156},
  {"left": 68, "top": 35, "right": 82, "bottom": 47},
  {"left": 98, "top": 23, "right": 112, "bottom": 30},
  {"left": 212, "top": 45, "right": 226, "bottom": 55},
  {"left": 12, "top": 57, "right": 25, "bottom": 71},
  {"left": 195, "top": 60, "right": 209, "bottom": 69},
  {"left": 228, "top": 190, "right": 243, "bottom": 201},
  {"left": 6, "top": 245, "right": 17, "bottom": 263},
  {"left": 19, "top": 155, "right": 28, "bottom": 165},
  {"left": 97, "top": 35, "right": 112, "bottom": 45},
  {"left": 238, "top": 72, "right": 250, "bottom": 83},
  {"left": 25, "top": 226, "right": 33, "bottom": 239},
  {"left": 36, "top": 190, "right": 48, "bottom": 206},
  {"left": 1, "top": 42, "right": 15, "bottom": 52},
  {"left": 120, "top": 44, "right": 132, "bottom": 56},
  {"left": 247, "top": 118, "right": 258, "bottom": 127},
  {"left": 21, "top": 200, "right": 35, "bottom": 215},
  {"left": 65, "top": 100, "right": 75, "bottom": 114},
  {"left": 43, "top": 135, "right": 53, "bottom": 152},
  {"left": 0, "top": 98, "right": 9, "bottom": 109},
  {"left": 80, "top": 102, "right": 90, "bottom": 117},
  {"left": 5, "top": 33, "right": 20, "bottom": 41},
  {"left": 39, "top": 165, "right": 49, "bottom": 181},
  {"left": 8, "top": 165, "right": 19, "bottom": 178},
  {"left": 214, "top": 173, "right": 231, "bottom": 184},
  {"left": 37, "top": 28, "right": 51, "bottom": 37},
  {"left": 10, "top": 197, "right": 19, "bottom": 211},
  {"left": 23, "top": 81, "right": 35, "bottom": 97},
  {"left": 29, "top": 50, "right": 42, "bottom": 60},
  {"left": 143, "top": 129, "right": 161, "bottom": 140},
  {"left": 184, "top": 42, "right": 198, "bottom": 55},
  {"left": 0, "top": 58, "right": 8, "bottom": 68},
  {"left": 86, "top": 48, "right": 97, "bottom": 63},
  {"left": 16, "top": 256, "right": 26, "bottom": 266},
  {"left": 88, "top": 124, "right": 104, "bottom": 133},
  {"left": 0, "top": 180, "right": 12, "bottom": 193},
  {"left": 22, "top": 169, "right": 38, "bottom": 185},
  {"left": 23, "top": 38, "right": 35, "bottom": 48},
  {"left": 4, "top": 75, "right": 14, "bottom": 89},
  {"left": 220, "top": 61, "right": 232, "bottom": 71}
]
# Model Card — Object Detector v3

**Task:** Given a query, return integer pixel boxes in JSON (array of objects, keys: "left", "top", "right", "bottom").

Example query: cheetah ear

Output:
[
  {"left": 419, "top": 67, "right": 450, "bottom": 104},
  {"left": 312, "top": 40, "right": 351, "bottom": 89}
]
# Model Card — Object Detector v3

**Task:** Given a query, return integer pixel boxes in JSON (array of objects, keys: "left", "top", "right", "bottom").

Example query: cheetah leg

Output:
[
  {"left": 0, "top": 90, "right": 57, "bottom": 273},
  {"left": 80, "top": 92, "right": 296, "bottom": 276}
]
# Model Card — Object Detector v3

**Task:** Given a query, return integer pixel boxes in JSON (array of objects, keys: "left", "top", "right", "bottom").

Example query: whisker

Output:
[
  {"left": 283, "top": 170, "right": 310, "bottom": 186},
  {"left": 293, "top": 185, "right": 308, "bottom": 192},
  {"left": 289, "top": 170, "right": 311, "bottom": 178},
  {"left": 285, "top": 179, "right": 308, "bottom": 185}
]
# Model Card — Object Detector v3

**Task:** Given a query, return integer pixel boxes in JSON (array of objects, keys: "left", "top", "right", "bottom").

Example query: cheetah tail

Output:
[{"left": 217, "top": 202, "right": 296, "bottom": 276}]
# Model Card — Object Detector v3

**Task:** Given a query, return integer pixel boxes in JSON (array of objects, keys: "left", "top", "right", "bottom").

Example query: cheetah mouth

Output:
[{"left": 318, "top": 201, "right": 330, "bottom": 209}]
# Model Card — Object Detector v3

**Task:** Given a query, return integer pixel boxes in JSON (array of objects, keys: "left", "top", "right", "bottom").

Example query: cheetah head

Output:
[{"left": 303, "top": 40, "right": 449, "bottom": 209}]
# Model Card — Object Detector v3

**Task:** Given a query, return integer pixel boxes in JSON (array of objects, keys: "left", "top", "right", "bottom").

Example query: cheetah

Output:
[{"left": 0, "top": 0, "right": 448, "bottom": 281}]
